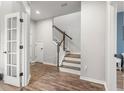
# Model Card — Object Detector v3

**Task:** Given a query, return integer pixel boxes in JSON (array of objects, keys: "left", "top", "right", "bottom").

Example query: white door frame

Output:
[
  {"left": 21, "top": 1, "right": 31, "bottom": 86},
  {"left": 105, "top": 2, "right": 117, "bottom": 90},
  {"left": 21, "top": 12, "right": 31, "bottom": 86}
]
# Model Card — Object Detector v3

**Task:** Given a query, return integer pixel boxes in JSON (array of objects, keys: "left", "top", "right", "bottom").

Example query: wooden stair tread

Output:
[
  {"left": 63, "top": 60, "right": 81, "bottom": 64},
  {"left": 60, "top": 65, "right": 80, "bottom": 71}
]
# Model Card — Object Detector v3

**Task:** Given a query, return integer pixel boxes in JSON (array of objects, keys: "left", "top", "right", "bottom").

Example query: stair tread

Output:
[
  {"left": 65, "top": 54, "right": 80, "bottom": 58},
  {"left": 63, "top": 60, "right": 81, "bottom": 64},
  {"left": 60, "top": 65, "right": 80, "bottom": 71}
]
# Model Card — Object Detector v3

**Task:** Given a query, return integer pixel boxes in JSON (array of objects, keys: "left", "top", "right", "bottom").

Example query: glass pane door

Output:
[{"left": 7, "top": 17, "right": 17, "bottom": 78}]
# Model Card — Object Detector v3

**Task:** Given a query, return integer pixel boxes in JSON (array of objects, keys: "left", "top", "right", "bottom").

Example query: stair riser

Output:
[
  {"left": 62, "top": 62, "right": 80, "bottom": 68},
  {"left": 60, "top": 67, "right": 80, "bottom": 75},
  {"left": 65, "top": 53, "right": 81, "bottom": 57},
  {"left": 64, "top": 57, "right": 81, "bottom": 62},
  {"left": 63, "top": 60, "right": 81, "bottom": 64}
]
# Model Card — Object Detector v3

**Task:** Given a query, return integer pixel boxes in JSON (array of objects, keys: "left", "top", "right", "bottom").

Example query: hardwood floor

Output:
[
  {"left": 0, "top": 63, "right": 105, "bottom": 91},
  {"left": 0, "top": 81, "right": 22, "bottom": 91},
  {"left": 25, "top": 63, "right": 105, "bottom": 91},
  {"left": 117, "top": 70, "right": 124, "bottom": 89}
]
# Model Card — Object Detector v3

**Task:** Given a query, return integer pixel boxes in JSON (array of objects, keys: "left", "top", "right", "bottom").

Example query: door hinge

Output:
[
  {"left": 20, "top": 18, "right": 24, "bottom": 22},
  {"left": 19, "top": 72, "right": 23, "bottom": 76},
  {"left": 20, "top": 45, "right": 23, "bottom": 49}
]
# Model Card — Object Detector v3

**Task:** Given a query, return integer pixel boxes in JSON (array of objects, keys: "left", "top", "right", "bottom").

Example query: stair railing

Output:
[{"left": 53, "top": 25, "right": 72, "bottom": 71}]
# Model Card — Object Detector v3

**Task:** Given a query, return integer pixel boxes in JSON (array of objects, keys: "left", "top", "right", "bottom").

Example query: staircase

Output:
[
  {"left": 60, "top": 53, "right": 81, "bottom": 75},
  {"left": 53, "top": 25, "right": 81, "bottom": 75}
]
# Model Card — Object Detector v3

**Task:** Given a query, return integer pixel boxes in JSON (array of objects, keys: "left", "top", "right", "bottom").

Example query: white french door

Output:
[{"left": 4, "top": 13, "right": 21, "bottom": 86}]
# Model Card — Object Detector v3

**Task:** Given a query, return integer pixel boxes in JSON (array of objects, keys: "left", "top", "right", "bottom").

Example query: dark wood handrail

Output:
[
  {"left": 53, "top": 25, "right": 72, "bottom": 70},
  {"left": 59, "top": 39, "right": 64, "bottom": 46},
  {"left": 53, "top": 25, "right": 72, "bottom": 40}
]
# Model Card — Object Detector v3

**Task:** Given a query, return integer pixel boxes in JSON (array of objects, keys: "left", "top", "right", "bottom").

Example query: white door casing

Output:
[{"left": 105, "top": 2, "right": 117, "bottom": 90}]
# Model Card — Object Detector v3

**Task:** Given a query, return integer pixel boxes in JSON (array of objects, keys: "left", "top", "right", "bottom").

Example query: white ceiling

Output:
[
  {"left": 30, "top": 1, "right": 81, "bottom": 21},
  {"left": 113, "top": 1, "right": 124, "bottom": 12}
]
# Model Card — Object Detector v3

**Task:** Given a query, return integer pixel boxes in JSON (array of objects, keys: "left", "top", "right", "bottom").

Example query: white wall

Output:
[
  {"left": 54, "top": 12, "right": 81, "bottom": 53},
  {"left": 0, "top": 1, "right": 25, "bottom": 73},
  {"left": 105, "top": 2, "right": 117, "bottom": 90},
  {"left": 30, "top": 20, "right": 36, "bottom": 62},
  {"left": 31, "top": 12, "right": 81, "bottom": 65},
  {"left": 35, "top": 19, "right": 57, "bottom": 65},
  {"left": 81, "top": 2, "right": 106, "bottom": 83}
]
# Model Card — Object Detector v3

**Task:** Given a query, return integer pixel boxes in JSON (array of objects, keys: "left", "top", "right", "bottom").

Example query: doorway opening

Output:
[{"left": 116, "top": 2, "right": 124, "bottom": 90}]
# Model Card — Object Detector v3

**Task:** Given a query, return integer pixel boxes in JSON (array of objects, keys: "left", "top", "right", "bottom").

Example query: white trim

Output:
[
  {"left": 63, "top": 62, "right": 80, "bottom": 68},
  {"left": 64, "top": 57, "right": 81, "bottom": 61},
  {"left": 80, "top": 76, "right": 108, "bottom": 91},
  {"left": 104, "top": 82, "right": 108, "bottom": 91},
  {"left": 69, "top": 52, "right": 81, "bottom": 55},
  {"left": 80, "top": 76, "right": 105, "bottom": 85},
  {"left": 31, "top": 60, "right": 37, "bottom": 63},
  {"left": 43, "top": 62, "right": 56, "bottom": 66},
  {"left": 52, "top": 41, "right": 57, "bottom": 46},
  {"left": 30, "top": 61, "right": 56, "bottom": 66},
  {"left": 60, "top": 67, "right": 80, "bottom": 75},
  {"left": 24, "top": 74, "right": 31, "bottom": 86},
  {"left": 105, "top": 2, "right": 117, "bottom": 91}
]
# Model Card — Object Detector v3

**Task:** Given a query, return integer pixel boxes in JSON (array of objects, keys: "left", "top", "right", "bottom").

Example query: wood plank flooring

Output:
[
  {"left": 0, "top": 63, "right": 105, "bottom": 91},
  {"left": 25, "top": 63, "right": 105, "bottom": 91},
  {"left": 117, "top": 70, "right": 124, "bottom": 89}
]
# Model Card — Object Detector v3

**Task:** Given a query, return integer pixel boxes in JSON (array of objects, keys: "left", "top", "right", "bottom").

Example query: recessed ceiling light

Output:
[{"left": 36, "top": 10, "right": 40, "bottom": 14}]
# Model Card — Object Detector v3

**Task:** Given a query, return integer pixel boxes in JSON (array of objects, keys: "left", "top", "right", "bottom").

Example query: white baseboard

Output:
[
  {"left": 31, "top": 60, "right": 36, "bottom": 63},
  {"left": 24, "top": 74, "right": 31, "bottom": 87},
  {"left": 43, "top": 62, "right": 56, "bottom": 66},
  {"left": 80, "top": 76, "right": 106, "bottom": 88},
  {"left": 31, "top": 60, "right": 56, "bottom": 66},
  {"left": 60, "top": 67, "right": 80, "bottom": 75},
  {"left": 28, "top": 74, "right": 31, "bottom": 84},
  {"left": 31, "top": 60, "right": 43, "bottom": 63}
]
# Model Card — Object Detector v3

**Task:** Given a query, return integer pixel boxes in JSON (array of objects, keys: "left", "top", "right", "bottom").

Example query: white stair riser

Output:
[
  {"left": 60, "top": 67, "right": 80, "bottom": 75},
  {"left": 69, "top": 52, "right": 81, "bottom": 55},
  {"left": 64, "top": 57, "right": 81, "bottom": 62},
  {"left": 62, "top": 62, "right": 80, "bottom": 68}
]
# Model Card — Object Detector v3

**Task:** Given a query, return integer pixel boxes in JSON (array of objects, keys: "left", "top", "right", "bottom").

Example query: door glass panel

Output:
[
  {"left": 6, "top": 15, "right": 18, "bottom": 80},
  {"left": 7, "top": 54, "right": 11, "bottom": 64},
  {"left": 7, "top": 66, "right": 11, "bottom": 76},
  {"left": 7, "top": 18, "right": 11, "bottom": 29},
  {"left": 12, "top": 29, "right": 17, "bottom": 40},
  {"left": 12, "top": 66, "right": 17, "bottom": 77},
  {"left": 7, "top": 42, "right": 12, "bottom": 53},
  {"left": 12, "top": 54, "right": 16, "bottom": 65},
  {"left": 8, "top": 30, "right": 12, "bottom": 40},
  {"left": 12, "top": 17, "right": 17, "bottom": 28},
  {"left": 12, "top": 42, "right": 16, "bottom": 52}
]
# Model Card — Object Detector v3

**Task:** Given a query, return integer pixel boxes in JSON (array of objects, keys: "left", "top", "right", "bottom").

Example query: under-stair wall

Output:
[{"left": 53, "top": 11, "right": 81, "bottom": 53}]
